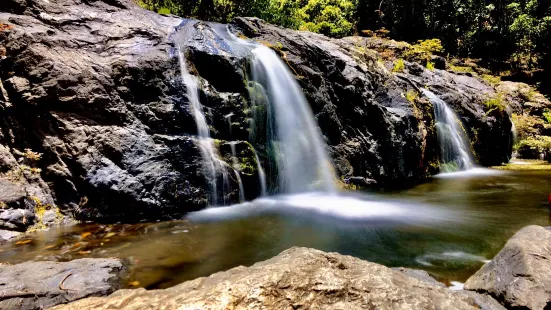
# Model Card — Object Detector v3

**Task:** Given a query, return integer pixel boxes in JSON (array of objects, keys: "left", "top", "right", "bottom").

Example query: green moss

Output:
[
  {"left": 405, "top": 89, "right": 418, "bottom": 103},
  {"left": 481, "top": 74, "right": 501, "bottom": 85},
  {"left": 483, "top": 92, "right": 506, "bottom": 112},
  {"left": 449, "top": 64, "right": 474, "bottom": 73},
  {"left": 493, "top": 160, "right": 551, "bottom": 171},
  {"left": 393, "top": 59, "right": 405, "bottom": 73},
  {"left": 426, "top": 61, "right": 435, "bottom": 71}
]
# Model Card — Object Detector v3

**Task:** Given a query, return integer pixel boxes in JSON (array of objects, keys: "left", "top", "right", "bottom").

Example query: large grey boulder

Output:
[
  {"left": 0, "top": 258, "right": 128, "bottom": 310},
  {"left": 55, "top": 247, "right": 488, "bottom": 310},
  {"left": 465, "top": 225, "right": 551, "bottom": 309}
]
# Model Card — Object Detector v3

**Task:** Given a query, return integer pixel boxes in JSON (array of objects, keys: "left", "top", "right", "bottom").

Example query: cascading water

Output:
[
  {"left": 422, "top": 89, "right": 474, "bottom": 172},
  {"left": 251, "top": 148, "right": 267, "bottom": 196},
  {"left": 249, "top": 47, "right": 336, "bottom": 193},
  {"left": 176, "top": 43, "right": 229, "bottom": 205}
]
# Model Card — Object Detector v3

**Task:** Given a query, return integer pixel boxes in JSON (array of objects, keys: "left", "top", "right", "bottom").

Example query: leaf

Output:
[
  {"left": 128, "top": 281, "right": 140, "bottom": 286},
  {"left": 104, "top": 232, "right": 116, "bottom": 238},
  {"left": 77, "top": 250, "right": 91, "bottom": 255},
  {"left": 15, "top": 240, "right": 32, "bottom": 245},
  {"left": 80, "top": 232, "right": 92, "bottom": 239}
]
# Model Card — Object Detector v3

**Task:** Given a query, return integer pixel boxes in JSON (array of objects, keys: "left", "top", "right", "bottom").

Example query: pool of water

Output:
[{"left": 1, "top": 168, "right": 549, "bottom": 289}]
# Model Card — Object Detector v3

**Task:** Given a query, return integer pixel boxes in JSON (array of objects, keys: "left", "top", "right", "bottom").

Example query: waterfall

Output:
[
  {"left": 176, "top": 46, "right": 229, "bottom": 205},
  {"left": 229, "top": 142, "right": 245, "bottom": 202},
  {"left": 421, "top": 89, "right": 474, "bottom": 172},
  {"left": 250, "top": 147, "right": 267, "bottom": 196},
  {"left": 249, "top": 46, "right": 336, "bottom": 193}
]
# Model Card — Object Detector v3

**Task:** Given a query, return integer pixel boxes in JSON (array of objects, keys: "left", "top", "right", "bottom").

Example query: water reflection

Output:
[{"left": 0, "top": 170, "right": 549, "bottom": 289}]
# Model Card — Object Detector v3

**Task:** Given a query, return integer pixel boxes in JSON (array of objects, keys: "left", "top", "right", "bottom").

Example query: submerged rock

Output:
[
  {"left": 55, "top": 247, "right": 490, "bottom": 310},
  {"left": 0, "top": 258, "right": 128, "bottom": 310},
  {"left": 465, "top": 225, "right": 551, "bottom": 309}
]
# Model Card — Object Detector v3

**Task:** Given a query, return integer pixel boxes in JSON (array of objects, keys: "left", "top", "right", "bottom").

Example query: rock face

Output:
[
  {"left": 0, "top": 0, "right": 513, "bottom": 221},
  {"left": 0, "top": 258, "right": 127, "bottom": 310},
  {"left": 465, "top": 225, "right": 551, "bottom": 309},
  {"left": 54, "top": 247, "right": 490, "bottom": 310}
]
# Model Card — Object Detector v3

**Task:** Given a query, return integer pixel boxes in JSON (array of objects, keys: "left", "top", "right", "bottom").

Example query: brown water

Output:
[{"left": 1, "top": 168, "right": 550, "bottom": 289}]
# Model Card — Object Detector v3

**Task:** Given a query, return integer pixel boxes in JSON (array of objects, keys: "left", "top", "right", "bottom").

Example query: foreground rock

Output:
[
  {"left": 465, "top": 225, "right": 551, "bottom": 309},
  {"left": 55, "top": 247, "right": 492, "bottom": 310},
  {"left": 0, "top": 258, "right": 127, "bottom": 309}
]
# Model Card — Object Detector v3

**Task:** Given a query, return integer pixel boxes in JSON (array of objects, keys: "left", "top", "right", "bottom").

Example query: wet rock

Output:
[
  {"left": 0, "top": 208, "right": 34, "bottom": 231},
  {"left": 465, "top": 225, "right": 551, "bottom": 309},
  {"left": 0, "top": 179, "right": 25, "bottom": 205},
  {"left": 457, "top": 290, "right": 506, "bottom": 310},
  {"left": 392, "top": 266, "right": 446, "bottom": 287},
  {"left": 55, "top": 247, "right": 487, "bottom": 310},
  {"left": 0, "top": 229, "right": 21, "bottom": 242},
  {"left": 0, "top": 258, "right": 128, "bottom": 310}
]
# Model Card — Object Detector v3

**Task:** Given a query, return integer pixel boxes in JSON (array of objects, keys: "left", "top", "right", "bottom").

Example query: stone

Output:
[
  {"left": 0, "top": 208, "right": 35, "bottom": 231},
  {"left": 0, "top": 229, "right": 21, "bottom": 242},
  {"left": 0, "top": 179, "right": 25, "bottom": 203},
  {"left": 464, "top": 225, "right": 551, "bottom": 309},
  {"left": 0, "top": 258, "right": 128, "bottom": 310},
  {"left": 54, "top": 247, "right": 488, "bottom": 310}
]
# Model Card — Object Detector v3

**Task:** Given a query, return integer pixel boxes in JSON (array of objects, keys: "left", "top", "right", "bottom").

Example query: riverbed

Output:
[{"left": 1, "top": 166, "right": 549, "bottom": 289}]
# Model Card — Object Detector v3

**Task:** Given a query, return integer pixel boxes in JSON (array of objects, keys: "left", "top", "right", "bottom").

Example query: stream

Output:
[{"left": 0, "top": 166, "right": 549, "bottom": 289}]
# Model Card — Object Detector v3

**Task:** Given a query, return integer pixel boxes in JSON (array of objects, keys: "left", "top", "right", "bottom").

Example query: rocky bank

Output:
[
  {"left": 42, "top": 225, "right": 551, "bottom": 310},
  {"left": 0, "top": 0, "right": 515, "bottom": 224}
]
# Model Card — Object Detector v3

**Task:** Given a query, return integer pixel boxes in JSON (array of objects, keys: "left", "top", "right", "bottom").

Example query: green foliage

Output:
[
  {"left": 405, "top": 89, "right": 418, "bottom": 103},
  {"left": 516, "top": 136, "right": 551, "bottom": 155},
  {"left": 426, "top": 61, "right": 435, "bottom": 71},
  {"left": 481, "top": 74, "right": 501, "bottom": 85},
  {"left": 297, "top": 0, "right": 356, "bottom": 37},
  {"left": 543, "top": 109, "right": 551, "bottom": 124},
  {"left": 403, "top": 39, "right": 443, "bottom": 62},
  {"left": 392, "top": 58, "right": 405, "bottom": 72},
  {"left": 483, "top": 92, "right": 506, "bottom": 112}
]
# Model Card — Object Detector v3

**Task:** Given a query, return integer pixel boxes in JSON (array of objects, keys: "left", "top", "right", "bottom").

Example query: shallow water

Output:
[{"left": 1, "top": 168, "right": 549, "bottom": 289}]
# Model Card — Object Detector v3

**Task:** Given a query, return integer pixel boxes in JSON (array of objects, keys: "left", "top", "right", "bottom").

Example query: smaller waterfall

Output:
[
  {"left": 251, "top": 147, "right": 267, "bottom": 196},
  {"left": 422, "top": 89, "right": 474, "bottom": 172},
  {"left": 229, "top": 142, "right": 245, "bottom": 202},
  {"left": 177, "top": 46, "right": 230, "bottom": 205}
]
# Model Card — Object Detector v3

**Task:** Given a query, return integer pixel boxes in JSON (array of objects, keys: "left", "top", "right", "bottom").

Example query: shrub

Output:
[
  {"left": 516, "top": 136, "right": 551, "bottom": 158},
  {"left": 403, "top": 39, "right": 443, "bottom": 63}
]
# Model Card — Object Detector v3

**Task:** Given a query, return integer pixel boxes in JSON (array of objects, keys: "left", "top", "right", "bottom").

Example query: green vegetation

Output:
[
  {"left": 516, "top": 136, "right": 551, "bottom": 158},
  {"left": 543, "top": 109, "right": 551, "bottom": 124},
  {"left": 403, "top": 39, "right": 443, "bottom": 63},
  {"left": 137, "top": 0, "right": 551, "bottom": 93},
  {"left": 483, "top": 93, "right": 506, "bottom": 112},
  {"left": 426, "top": 61, "right": 435, "bottom": 71},
  {"left": 392, "top": 59, "right": 405, "bottom": 73},
  {"left": 405, "top": 89, "right": 418, "bottom": 103}
]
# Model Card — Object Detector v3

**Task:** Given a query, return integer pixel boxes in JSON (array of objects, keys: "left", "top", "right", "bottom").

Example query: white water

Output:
[
  {"left": 187, "top": 192, "right": 460, "bottom": 224},
  {"left": 177, "top": 47, "right": 230, "bottom": 205},
  {"left": 422, "top": 89, "right": 474, "bottom": 172},
  {"left": 250, "top": 47, "right": 336, "bottom": 193},
  {"left": 229, "top": 142, "right": 246, "bottom": 202},
  {"left": 251, "top": 147, "right": 267, "bottom": 196}
]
